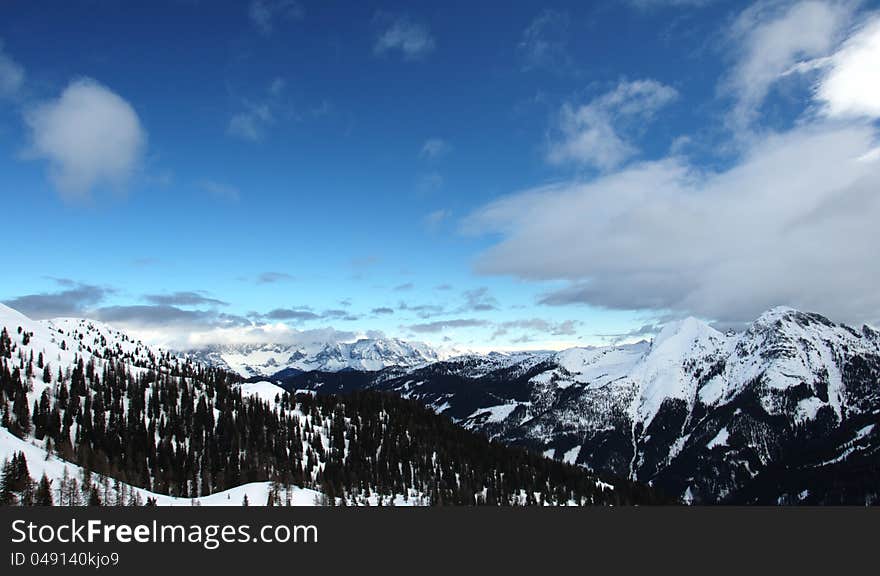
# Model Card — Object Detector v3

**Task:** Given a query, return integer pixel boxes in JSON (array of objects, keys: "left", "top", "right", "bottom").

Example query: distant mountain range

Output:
[
  {"left": 184, "top": 338, "right": 442, "bottom": 377},
  {"left": 272, "top": 307, "right": 880, "bottom": 505}
]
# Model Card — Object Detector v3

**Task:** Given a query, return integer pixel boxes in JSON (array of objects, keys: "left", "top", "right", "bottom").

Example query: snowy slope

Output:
[{"left": 0, "top": 427, "right": 322, "bottom": 506}]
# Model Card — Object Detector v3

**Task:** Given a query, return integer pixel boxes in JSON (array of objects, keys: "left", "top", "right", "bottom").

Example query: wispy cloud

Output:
[
  {"left": 0, "top": 39, "right": 24, "bottom": 99},
  {"left": 420, "top": 138, "right": 451, "bottom": 159},
  {"left": 627, "top": 0, "right": 716, "bottom": 9},
  {"left": 248, "top": 0, "right": 304, "bottom": 36},
  {"left": 256, "top": 271, "right": 295, "bottom": 284},
  {"left": 423, "top": 208, "right": 451, "bottom": 230},
  {"left": 374, "top": 14, "right": 435, "bottom": 60},
  {"left": 416, "top": 171, "right": 443, "bottom": 194},
  {"left": 721, "top": 0, "right": 855, "bottom": 132},
  {"left": 547, "top": 79, "right": 678, "bottom": 171},
  {"left": 519, "top": 10, "right": 572, "bottom": 72},
  {"left": 406, "top": 318, "right": 488, "bottom": 334},
  {"left": 198, "top": 180, "right": 240, "bottom": 202},
  {"left": 227, "top": 77, "right": 287, "bottom": 142}
]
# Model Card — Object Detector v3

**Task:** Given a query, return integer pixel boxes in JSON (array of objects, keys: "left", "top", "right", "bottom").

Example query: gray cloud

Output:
[
  {"left": 143, "top": 291, "right": 228, "bottom": 307},
  {"left": 398, "top": 302, "right": 446, "bottom": 319},
  {"left": 372, "top": 307, "right": 395, "bottom": 315},
  {"left": 394, "top": 282, "right": 415, "bottom": 292},
  {"left": 256, "top": 271, "right": 295, "bottom": 284},
  {"left": 92, "top": 305, "right": 250, "bottom": 329},
  {"left": 598, "top": 322, "right": 662, "bottom": 344},
  {"left": 406, "top": 318, "right": 489, "bottom": 334},
  {"left": 492, "top": 318, "right": 579, "bottom": 339},
  {"left": 256, "top": 307, "right": 359, "bottom": 323},
  {"left": 4, "top": 281, "right": 111, "bottom": 319},
  {"left": 261, "top": 308, "right": 320, "bottom": 322},
  {"left": 460, "top": 287, "right": 498, "bottom": 312}
]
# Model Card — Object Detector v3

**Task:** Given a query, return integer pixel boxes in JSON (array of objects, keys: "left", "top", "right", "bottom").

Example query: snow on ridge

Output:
[{"left": 238, "top": 381, "right": 286, "bottom": 405}]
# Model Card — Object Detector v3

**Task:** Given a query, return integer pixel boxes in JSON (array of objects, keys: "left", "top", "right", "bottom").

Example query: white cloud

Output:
[
  {"left": 25, "top": 78, "right": 146, "bottom": 198},
  {"left": 0, "top": 40, "right": 24, "bottom": 98},
  {"left": 722, "top": 0, "right": 855, "bottom": 131},
  {"left": 420, "top": 138, "right": 451, "bottom": 159},
  {"left": 816, "top": 15, "right": 880, "bottom": 119},
  {"left": 547, "top": 79, "right": 678, "bottom": 170},
  {"left": 466, "top": 122, "right": 880, "bottom": 326},
  {"left": 374, "top": 16, "right": 435, "bottom": 60}
]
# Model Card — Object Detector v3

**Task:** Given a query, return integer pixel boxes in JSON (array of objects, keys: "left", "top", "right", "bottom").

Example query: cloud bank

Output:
[{"left": 467, "top": 3, "right": 880, "bottom": 327}]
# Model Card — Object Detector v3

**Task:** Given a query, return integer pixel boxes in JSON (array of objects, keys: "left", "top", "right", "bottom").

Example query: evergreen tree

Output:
[{"left": 35, "top": 474, "right": 54, "bottom": 506}]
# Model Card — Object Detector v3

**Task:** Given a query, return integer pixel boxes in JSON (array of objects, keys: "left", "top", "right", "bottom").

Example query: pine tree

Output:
[
  {"left": 88, "top": 486, "right": 102, "bottom": 506},
  {"left": 35, "top": 474, "right": 54, "bottom": 506},
  {"left": 0, "top": 458, "right": 14, "bottom": 505}
]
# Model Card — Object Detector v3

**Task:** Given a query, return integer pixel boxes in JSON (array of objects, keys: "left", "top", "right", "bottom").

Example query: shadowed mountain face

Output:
[{"left": 276, "top": 308, "right": 880, "bottom": 504}]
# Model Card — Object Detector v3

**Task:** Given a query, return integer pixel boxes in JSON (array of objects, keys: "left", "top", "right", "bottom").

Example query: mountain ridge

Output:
[{"left": 276, "top": 307, "right": 880, "bottom": 504}]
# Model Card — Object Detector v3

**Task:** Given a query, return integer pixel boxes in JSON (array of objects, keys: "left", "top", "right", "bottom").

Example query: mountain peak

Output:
[{"left": 652, "top": 316, "right": 719, "bottom": 350}]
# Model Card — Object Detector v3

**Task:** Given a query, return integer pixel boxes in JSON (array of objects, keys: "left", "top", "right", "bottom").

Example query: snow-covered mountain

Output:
[
  {"left": 0, "top": 303, "right": 644, "bottom": 506},
  {"left": 186, "top": 338, "right": 441, "bottom": 378},
  {"left": 279, "top": 307, "right": 880, "bottom": 504}
]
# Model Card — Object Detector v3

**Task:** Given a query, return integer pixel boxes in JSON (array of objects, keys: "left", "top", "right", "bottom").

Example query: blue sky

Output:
[{"left": 1, "top": 0, "right": 879, "bottom": 350}]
